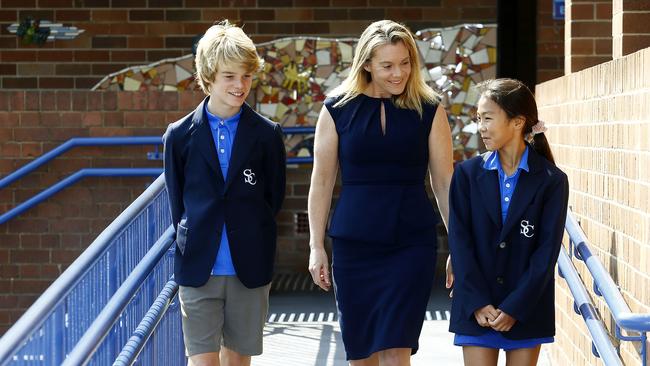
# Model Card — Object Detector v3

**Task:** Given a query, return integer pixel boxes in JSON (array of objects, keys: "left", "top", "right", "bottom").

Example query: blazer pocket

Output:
[{"left": 176, "top": 224, "right": 189, "bottom": 255}]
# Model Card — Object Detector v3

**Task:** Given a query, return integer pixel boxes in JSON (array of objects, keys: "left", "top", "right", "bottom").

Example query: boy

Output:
[{"left": 163, "top": 20, "right": 286, "bottom": 366}]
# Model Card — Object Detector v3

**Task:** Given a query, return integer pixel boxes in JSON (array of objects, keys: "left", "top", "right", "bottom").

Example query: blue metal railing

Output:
[
  {"left": 561, "top": 210, "right": 650, "bottom": 366},
  {"left": 0, "top": 175, "right": 177, "bottom": 365},
  {"left": 0, "top": 168, "right": 162, "bottom": 225},
  {"left": 0, "top": 137, "right": 162, "bottom": 191},
  {"left": 0, "top": 128, "right": 315, "bottom": 225},
  {"left": 113, "top": 278, "right": 179, "bottom": 366}
]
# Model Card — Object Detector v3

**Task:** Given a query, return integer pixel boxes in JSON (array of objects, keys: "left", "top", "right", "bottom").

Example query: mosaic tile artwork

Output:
[
  {"left": 416, "top": 24, "right": 497, "bottom": 160},
  {"left": 93, "top": 24, "right": 497, "bottom": 161},
  {"left": 7, "top": 20, "right": 84, "bottom": 42}
]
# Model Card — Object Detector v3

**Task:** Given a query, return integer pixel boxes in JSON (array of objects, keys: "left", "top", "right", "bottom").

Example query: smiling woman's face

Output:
[{"left": 363, "top": 41, "right": 412, "bottom": 98}]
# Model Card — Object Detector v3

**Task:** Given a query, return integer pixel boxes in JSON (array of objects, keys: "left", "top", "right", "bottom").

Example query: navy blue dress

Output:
[{"left": 324, "top": 94, "right": 439, "bottom": 360}]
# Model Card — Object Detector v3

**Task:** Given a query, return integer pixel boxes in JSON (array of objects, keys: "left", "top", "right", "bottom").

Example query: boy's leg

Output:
[
  {"left": 221, "top": 276, "right": 271, "bottom": 366},
  {"left": 505, "top": 345, "right": 541, "bottom": 366},
  {"left": 179, "top": 277, "right": 227, "bottom": 366}
]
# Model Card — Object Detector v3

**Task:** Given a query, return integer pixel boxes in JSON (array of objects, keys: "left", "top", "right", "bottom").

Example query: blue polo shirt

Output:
[
  {"left": 205, "top": 104, "right": 241, "bottom": 276},
  {"left": 483, "top": 146, "right": 530, "bottom": 223}
]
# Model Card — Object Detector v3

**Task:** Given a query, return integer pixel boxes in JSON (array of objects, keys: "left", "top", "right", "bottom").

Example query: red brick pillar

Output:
[
  {"left": 565, "top": 0, "right": 613, "bottom": 73},
  {"left": 613, "top": 0, "right": 650, "bottom": 58}
]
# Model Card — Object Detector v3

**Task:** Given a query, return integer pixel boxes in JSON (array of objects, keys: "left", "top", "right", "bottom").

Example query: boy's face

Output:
[{"left": 207, "top": 63, "right": 254, "bottom": 116}]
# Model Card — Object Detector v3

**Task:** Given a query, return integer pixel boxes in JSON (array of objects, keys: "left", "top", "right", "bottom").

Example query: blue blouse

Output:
[{"left": 454, "top": 146, "right": 554, "bottom": 350}]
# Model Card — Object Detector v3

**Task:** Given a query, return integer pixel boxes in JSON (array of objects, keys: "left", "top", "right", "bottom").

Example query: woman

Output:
[
  {"left": 448, "top": 78, "right": 569, "bottom": 366},
  {"left": 307, "top": 20, "right": 453, "bottom": 365}
]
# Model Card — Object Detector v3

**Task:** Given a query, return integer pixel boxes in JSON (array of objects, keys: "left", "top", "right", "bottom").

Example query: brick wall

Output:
[
  {"left": 0, "top": 0, "right": 499, "bottom": 90},
  {"left": 537, "top": 0, "right": 566, "bottom": 82},
  {"left": 536, "top": 47, "right": 650, "bottom": 366},
  {"left": 565, "top": 0, "right": 612, "bottom": 73}
]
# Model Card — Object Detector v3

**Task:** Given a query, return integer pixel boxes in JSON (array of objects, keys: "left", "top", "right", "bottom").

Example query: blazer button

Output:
[
  {"left": 499, "top": 241, "right": 506, "bottom": 249},
  {"left": 496, "top": 277, "right": 504, "bottom": 285}
]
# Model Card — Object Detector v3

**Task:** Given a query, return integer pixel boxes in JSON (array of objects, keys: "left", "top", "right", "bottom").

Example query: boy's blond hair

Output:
[{"left": 195, "top": 20, "right": 262, "bottom": 95}]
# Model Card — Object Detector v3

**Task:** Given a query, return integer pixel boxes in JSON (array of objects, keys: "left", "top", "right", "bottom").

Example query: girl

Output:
[{"left": 448, "top": 78, "right": 569, "bottom": 366}]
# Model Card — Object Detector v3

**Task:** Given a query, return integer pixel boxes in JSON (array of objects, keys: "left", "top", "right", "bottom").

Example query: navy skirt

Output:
[{"left": 331, "top": 237, "right": 436, "bottom": 360}]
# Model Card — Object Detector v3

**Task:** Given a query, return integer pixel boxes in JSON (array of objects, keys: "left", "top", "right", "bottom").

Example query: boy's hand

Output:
[
  {"left": 473, "top": 305, "right": 500, "bottom": 327},
  {"left": 489, "top": 310, "right": 516, "bottom": 332},
  {"left": 308, "top": 247, "right": 331, "bottom": 291}
]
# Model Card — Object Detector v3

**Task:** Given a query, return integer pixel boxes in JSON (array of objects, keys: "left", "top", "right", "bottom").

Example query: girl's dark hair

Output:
[{"left": 476, "top": 78, "right": 555, "bottom": 164}]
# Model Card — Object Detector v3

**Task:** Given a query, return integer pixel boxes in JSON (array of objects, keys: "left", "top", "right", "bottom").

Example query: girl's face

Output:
[
  {"left": 476, "top": 96, "right": 524, "bottom": 151},
  {"left": 363, "top": 41, "right": 412, "bottom": 98}
]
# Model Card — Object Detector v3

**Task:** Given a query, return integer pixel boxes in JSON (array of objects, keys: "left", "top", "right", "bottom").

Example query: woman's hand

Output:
[
  {"left": 445, "top": 255, "right": 454, "bottom": 298},
  {"left": 473, "top": 305, "right": 500, "bottom": 327},
  {"left": 489, "top": 310, "right": 516, "bottom": 332},
  {"left": 308, "top": 247, "right": 331, "bottom": 291}
]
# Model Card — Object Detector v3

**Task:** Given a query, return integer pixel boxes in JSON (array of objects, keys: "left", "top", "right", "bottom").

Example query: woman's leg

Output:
[
  {"left": 462, "top": 346, "right": 499, "bottom": 366},
  {"left": 505, "top": 345, "right": 541, "bottom": 366},
  {"left": 377, "top": 348, "right": 411, "bottom": 366},
  {"left": 349, "top": 352, "right": 379, "bottom": 366}
]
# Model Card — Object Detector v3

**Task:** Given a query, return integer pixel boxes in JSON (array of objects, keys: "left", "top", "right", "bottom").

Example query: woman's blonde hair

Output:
[
  {"left": 331, "top": 20, "right": 439, "bottom": 116},
  {"left": 195, "top": 20, "right": 263, "bottom": 95}
]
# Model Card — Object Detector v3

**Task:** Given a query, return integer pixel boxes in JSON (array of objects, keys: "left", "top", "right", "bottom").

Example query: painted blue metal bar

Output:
[
  {"left": 0, "top": 137, "right": 162, "bottom": 190},
  {"left": 565, "top": 211, "right": 650, "bottom": 365},
  {"left": 0, "top": 174, "right": 168, "bottom": 366},
  {"left": 282, "top": 126, "right": 315, "bottom": 134},
  {"left": 112, "top": 278, "right": 179, "bottom": 366},
  {"left": 566, "top": 212, "right": 650, "bottom": 333},
  {"left": 0, "top": 130, "right": 314, "bottom": 189},
  {"left": 557, "top": 246, "right": 623, "bottom": 365},
  {"left": 61, "top": 226, "right": 175, "bottom": 366},
  {"left": 0, "top": 168, "right": 163, "bottom": 225}
]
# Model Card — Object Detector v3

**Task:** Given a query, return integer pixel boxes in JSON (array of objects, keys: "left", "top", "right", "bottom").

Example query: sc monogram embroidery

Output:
[
  {"left": 520, "top": 220, "right": 535, "bottom": 238},
  {"left": 243, "top": 169, "right": 257, "bottom": 185}
]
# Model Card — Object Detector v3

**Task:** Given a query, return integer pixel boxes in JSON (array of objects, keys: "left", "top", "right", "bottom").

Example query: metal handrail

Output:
[
  {"left": 113, "top": 278, "right": 179, "bottom": 366},
  {"left": 0, "top": 137, "right": 162, "bottom": 190},
  {"left": 566, "top": 213, "right": 650, "bottom": 331},
  {"left": 0, "top": 130, "right": 314, "bottom": 191},
  {"left": 0, "top": 168, "right": 162, "bottom": 225},
  {"left": 0, "top": 174, "right": 167, "bottom": 365},
  {"left": 0, "top": 129, "right": 314, "bottom": 223},
  {"left": 557, "top": 247, "right": 623, "bottom": 365},
  {"left": 61, "top": 226, "right": 175, "bottom": 366},
  {"left": 0, "top": 128, "right": 314, "bottom": 191},
  {"left": 564, "top": 210, "right": 650, "bottom": 365}
]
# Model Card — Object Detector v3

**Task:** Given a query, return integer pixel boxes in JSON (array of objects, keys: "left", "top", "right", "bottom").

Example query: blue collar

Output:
[
  {"left": 483, "top": 146, "right": 530, "bottom": 178},
  {"left": 204, "top": 103, "right": 242, "bottom": 126}
]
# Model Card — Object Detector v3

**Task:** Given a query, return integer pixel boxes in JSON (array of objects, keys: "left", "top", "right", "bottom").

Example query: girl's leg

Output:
[
  {"left": 462, "top": 346, "right": 499, "bottom": 366},
  {"left": 505, "top": 345, "right": 541, "bottom": 366}
]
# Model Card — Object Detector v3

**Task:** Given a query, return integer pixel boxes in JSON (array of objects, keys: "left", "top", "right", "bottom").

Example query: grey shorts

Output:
[{"left": 178, "top": 276, "right": 271, "bottom": 357}]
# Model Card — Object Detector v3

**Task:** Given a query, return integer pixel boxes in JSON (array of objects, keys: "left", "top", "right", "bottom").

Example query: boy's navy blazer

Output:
[
  {"left": 448, "top": 147, "right": 569, "bottom": 339},
  {"left": 163, "top": 97, "right": 286, "bottom": 289}
]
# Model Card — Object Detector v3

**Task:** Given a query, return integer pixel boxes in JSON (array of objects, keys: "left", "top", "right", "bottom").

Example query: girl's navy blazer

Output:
[
  {"left": 163, "top": 98, "right": 286, "bottom": 289},
  {"left": 448, "top": 146, "right": 569, "bottom": 339}
]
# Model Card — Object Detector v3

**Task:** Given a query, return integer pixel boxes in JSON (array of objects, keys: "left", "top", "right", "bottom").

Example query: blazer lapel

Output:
[
  {"left": 499, "top": 148, "right": 544, "bottom": 241},
  {"left": 476, "top": 152, "right": 502, "bottom": 228},
  {"left": 192, "top": 98, "right": 225, "bottom": 183},
  {"left": 224, "top": 103, "right": 259, "bottom": 192}
]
